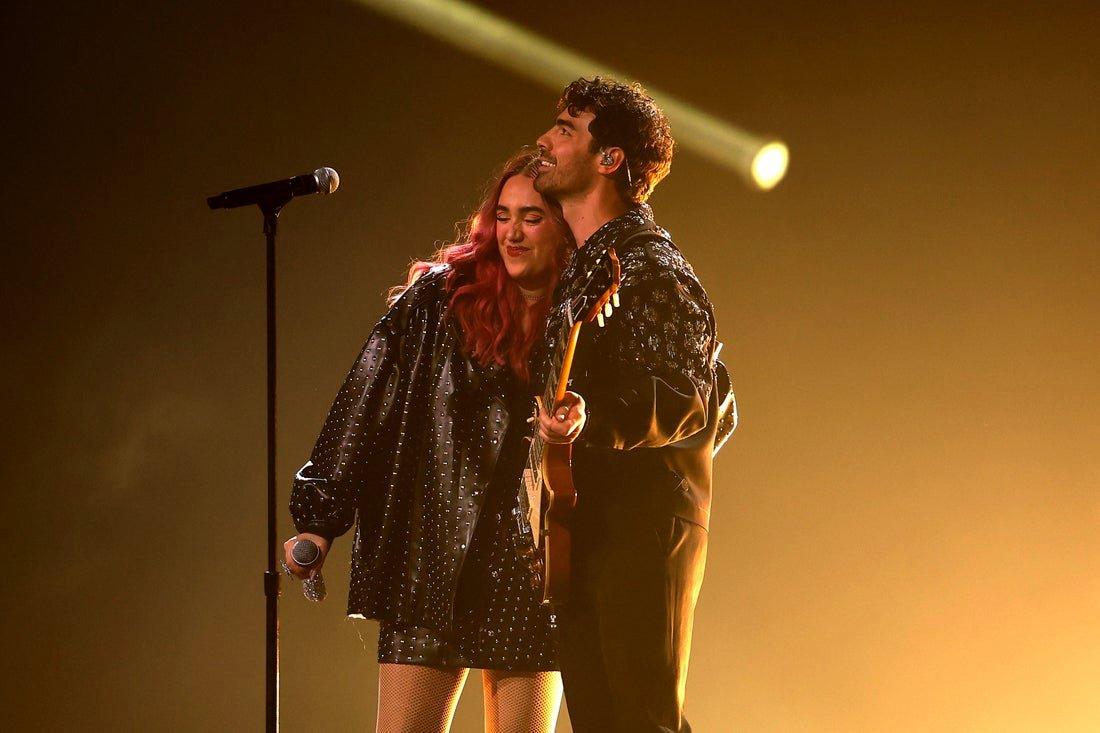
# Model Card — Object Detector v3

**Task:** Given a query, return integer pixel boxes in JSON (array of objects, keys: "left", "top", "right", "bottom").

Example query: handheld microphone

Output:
[
  {"left": 289, "top": 538, "right": 327, "bottom": 603},
  {"left": 291, "top": 539, "right": 322, "bottom": 567},
  {"left": 206, "top": 167, "right": 339, "bottom": 210}
]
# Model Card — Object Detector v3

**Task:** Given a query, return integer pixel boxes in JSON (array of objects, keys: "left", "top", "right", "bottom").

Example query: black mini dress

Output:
[{"left": 376, "top": 384, "right": 558, "bottom": 672}]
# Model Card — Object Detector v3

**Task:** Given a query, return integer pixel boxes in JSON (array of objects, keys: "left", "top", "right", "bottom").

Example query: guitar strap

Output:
[{"left": 615, "top": 219, "right": 663, "bottom": 250}]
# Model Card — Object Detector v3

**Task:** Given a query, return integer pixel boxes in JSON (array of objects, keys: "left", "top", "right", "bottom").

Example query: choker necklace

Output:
[{"left": 518, "top": 285, "right": 547, "bottom": 304}]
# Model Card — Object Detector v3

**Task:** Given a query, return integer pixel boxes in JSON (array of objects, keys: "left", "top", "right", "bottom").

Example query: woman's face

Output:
[{"left": 495, "top": 174, "right": 562, "bottom": 291}]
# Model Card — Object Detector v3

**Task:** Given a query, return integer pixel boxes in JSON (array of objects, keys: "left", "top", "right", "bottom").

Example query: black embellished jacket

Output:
[
  {"left": 290, "top": 266, "right": 518, "bottom": 630},
  {"left": 533, "top": 206, "right": 736, "bottom": 529}
]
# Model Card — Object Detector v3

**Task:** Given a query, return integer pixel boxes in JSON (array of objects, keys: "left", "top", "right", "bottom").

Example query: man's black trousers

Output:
[{"left": 557, "top": 496, "right": 708, "bottom": 733}]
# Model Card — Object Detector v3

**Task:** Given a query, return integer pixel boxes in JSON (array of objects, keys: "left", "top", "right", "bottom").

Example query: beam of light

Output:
[{"left": 347, "top": 0, "right": 790, "bottom": 190}]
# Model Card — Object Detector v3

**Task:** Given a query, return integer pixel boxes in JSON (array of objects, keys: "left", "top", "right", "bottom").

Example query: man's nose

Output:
[{"left": 536, "top": 131, "right": 551, "bottom": 152}]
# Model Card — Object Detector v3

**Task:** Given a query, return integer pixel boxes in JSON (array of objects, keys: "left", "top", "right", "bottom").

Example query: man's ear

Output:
[{"left": 597, "top": 147, "right": 626, "bottom": 175}]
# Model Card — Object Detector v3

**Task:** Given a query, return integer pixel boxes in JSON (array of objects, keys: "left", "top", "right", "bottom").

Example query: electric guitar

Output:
[{"left": 513, "top": 246, "right": 621, "bottom": 611}]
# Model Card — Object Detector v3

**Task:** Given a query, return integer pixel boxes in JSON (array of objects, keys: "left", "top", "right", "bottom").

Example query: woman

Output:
[{"left": 284, "top": 150, "right": 574, "bottom": 732}]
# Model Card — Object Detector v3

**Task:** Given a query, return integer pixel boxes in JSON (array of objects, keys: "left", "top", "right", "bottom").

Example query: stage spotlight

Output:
[
  {"left": 350, "top": 0, "right": 790, "bottom": 190},
  {"left": 751, "top": 142, "right": 790, "bottom": 190}
]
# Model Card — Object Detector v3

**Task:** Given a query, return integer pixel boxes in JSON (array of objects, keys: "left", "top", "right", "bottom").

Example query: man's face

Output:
[{"left": 534, "top": 108, "right": 600, "bottom": 201}]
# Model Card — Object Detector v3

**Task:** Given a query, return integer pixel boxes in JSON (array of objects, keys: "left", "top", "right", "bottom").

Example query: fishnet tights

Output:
[{"left": 376, "top": 663, "right": 562, "bottom": 733}]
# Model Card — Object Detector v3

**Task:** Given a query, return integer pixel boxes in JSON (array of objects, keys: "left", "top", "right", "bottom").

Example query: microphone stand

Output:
[
  {"left": 210, "top": 166, "right": 339, "bottom": 729},
  {"left": 210, "top": 193, "right": 292, "bottom": 733},
  {"left": 260, "top": 198, "right": 287, "bottom": 733}
]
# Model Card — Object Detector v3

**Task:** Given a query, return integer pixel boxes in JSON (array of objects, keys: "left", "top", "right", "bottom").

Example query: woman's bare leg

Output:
[
  {"left": 481, "top": 669, "right": 563, "bottom": 733},
  {"left": 376, "top": 662, "right": 469, "bottom": 733}
]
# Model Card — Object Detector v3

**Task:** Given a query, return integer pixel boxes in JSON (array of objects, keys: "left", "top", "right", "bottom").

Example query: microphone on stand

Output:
[
  {"left": 286, "top": 538, "right": 327, "bottom": 602},
  {"left": 206, "top": 167, "right": 340, "bottom": 210},
  {"left": 208, "top": 165, "right": 339, "bottom": 729}
]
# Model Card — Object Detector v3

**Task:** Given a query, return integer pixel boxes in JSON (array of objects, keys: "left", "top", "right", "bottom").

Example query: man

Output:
[{"left": 532, "top": 77, "right": 736, "bottom": 732}]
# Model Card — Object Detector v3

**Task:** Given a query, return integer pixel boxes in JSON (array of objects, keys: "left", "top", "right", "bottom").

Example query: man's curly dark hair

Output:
[{"left": 558, "top": 77, "right": 674, "bottom": 204}]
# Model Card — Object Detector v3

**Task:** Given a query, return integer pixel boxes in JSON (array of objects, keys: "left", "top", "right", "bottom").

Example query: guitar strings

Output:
[{"left": 518, "top": 255, "right": 607, "bottom": 525}]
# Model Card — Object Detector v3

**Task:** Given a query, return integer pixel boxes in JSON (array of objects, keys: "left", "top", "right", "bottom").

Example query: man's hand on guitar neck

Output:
[{"left": 534, "top": 393, "right": 587, "bottom": 444}]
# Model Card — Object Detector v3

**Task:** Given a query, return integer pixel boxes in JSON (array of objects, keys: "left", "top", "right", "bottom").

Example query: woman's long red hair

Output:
[{"left": 390, "top": 151, "right": 574, "bottom": 383}]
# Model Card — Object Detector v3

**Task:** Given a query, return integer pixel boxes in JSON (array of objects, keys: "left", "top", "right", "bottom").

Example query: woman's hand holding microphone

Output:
[{"left": 282, "top": 532, "right": 331, "bottom": 601}]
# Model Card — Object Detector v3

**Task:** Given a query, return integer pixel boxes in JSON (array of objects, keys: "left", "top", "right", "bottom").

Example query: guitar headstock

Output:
[{"left": 572, "top": 247, "right": 622, "bottom": 328}]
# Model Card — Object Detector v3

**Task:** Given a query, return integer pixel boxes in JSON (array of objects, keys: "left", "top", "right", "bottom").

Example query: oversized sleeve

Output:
[
  {"left": 289, "top": 287, "right": 414, "bottom": 540},
  {"left": 578, "top": 250, "right": 716, "bottom": 451}
]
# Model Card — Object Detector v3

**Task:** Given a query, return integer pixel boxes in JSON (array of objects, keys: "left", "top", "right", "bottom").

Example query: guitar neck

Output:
[
  {"left": 525, "top": 250, "right": 614, "bottom": 473},
  {"left": 528, "top": 313, "right": 579, "bottom": 468},
  {"left": 516, "top": 248, "right": 620, "bottom": 545}
]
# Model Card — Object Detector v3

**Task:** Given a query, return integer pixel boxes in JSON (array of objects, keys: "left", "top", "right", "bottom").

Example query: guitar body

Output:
[{"left": 540, "top": 442, "right": 577, "bottom": 605}]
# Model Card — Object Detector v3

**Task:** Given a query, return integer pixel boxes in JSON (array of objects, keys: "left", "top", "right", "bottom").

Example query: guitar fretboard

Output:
[{"left": 518, "top": 255, "right": 609, "bottom": 518}]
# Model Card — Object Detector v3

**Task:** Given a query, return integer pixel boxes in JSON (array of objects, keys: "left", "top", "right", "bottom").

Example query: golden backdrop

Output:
[{"left": 2, "top": 1, "right": 1097, "bottom": 730}]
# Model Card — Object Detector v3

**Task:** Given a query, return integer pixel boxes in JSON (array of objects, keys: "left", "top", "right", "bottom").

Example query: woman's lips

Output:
[{"left": 505, "top": 245, "right": 529, "bottom": 257}]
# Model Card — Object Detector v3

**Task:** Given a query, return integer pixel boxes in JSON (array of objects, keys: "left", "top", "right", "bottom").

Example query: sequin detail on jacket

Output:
[{"left": 289, "top": 266, "right": 515, "bottom": 632}]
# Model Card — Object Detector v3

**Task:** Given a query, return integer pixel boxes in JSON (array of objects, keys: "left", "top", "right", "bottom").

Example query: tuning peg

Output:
[
  {"left": 612, "top": 292, "right": 620, "bottom": 308},
  {"left": 597, "top": 312, "right": 605, "bottom": 327},
  {"left": 604, "top": 302, "right": 613, "bottom": 318}
]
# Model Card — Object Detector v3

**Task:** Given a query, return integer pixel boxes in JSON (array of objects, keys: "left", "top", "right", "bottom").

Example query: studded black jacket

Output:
[
  {"left": 533, "top": 206, "right": 737, "bottom": 530},
  {"left": 289, "top": 265, "right": 520, "bottom": 630}
]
